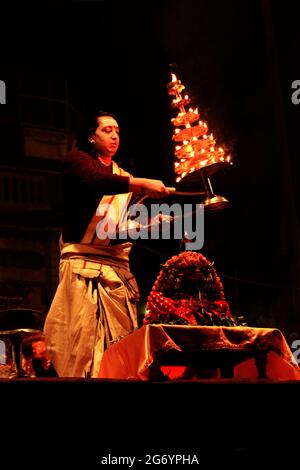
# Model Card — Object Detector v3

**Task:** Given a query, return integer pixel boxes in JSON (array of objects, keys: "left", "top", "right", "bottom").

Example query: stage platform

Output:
[{"left": 1, "top": 377, "right": 299, "bottom": 467}]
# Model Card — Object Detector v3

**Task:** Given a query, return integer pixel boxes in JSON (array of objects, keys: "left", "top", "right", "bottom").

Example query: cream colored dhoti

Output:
[{"left": 44, "top": 241, "right": 139, "bottom": 378}]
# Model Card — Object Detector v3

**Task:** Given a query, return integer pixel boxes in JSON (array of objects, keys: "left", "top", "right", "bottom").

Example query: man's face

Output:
[{"left": 91, "top": 115, "right": 120, "bottom": 157}]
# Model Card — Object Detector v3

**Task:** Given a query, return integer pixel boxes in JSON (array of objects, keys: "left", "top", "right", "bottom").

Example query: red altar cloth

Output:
[{"left": 98, "top": 324, "right": 300, "bottom": 381}]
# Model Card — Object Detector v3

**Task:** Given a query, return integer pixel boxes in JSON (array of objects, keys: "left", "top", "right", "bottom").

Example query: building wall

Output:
[{"left": 0, "top": 70, "right": 78, "bottom": 319}]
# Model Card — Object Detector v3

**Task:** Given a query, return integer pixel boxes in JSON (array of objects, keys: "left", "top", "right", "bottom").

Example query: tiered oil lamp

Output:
[{"left": 167, "top": 71, "right": 232, "bottom": 210}]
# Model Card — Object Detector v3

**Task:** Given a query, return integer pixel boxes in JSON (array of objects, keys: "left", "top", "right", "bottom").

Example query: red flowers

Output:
[{"left": 144, "top": 251, "right": 234, "bottom": 326}]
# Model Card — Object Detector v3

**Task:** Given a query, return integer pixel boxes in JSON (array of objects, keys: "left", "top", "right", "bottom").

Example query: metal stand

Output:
[
  {"left": 0, "top": 329, "right": 42, "bottom": 378},
  {"left": 174, "top": 163, "right": 231, "bottom": 211}
]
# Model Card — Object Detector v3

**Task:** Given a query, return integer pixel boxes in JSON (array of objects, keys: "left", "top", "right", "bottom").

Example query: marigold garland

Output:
[{"left": 144, "top": 251, "right": 245, "bottom": 326}]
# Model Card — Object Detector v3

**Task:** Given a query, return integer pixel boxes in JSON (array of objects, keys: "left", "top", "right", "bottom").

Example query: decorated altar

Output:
[{"left": 98, "top": 324, "right": 300, "bottom": 381}]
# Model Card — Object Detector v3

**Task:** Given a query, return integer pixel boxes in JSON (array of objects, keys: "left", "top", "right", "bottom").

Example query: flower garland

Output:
[{"left": 144, "top": 251, "right": 244, "bottom": 326}]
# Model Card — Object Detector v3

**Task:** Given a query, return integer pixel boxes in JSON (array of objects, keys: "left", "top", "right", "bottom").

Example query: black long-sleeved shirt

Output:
[{"left": 62, "top": 149, "right": 131, "bottom": 243}]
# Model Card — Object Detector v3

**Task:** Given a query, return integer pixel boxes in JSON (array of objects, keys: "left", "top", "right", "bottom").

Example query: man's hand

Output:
[{"left": 129, "top": 177, "right": 169, "bottom": 199}]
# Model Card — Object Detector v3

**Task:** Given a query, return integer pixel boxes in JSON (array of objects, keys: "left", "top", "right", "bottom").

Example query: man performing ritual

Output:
[{"left": 44, "top": 110, "right": 169, "bottom": 377}]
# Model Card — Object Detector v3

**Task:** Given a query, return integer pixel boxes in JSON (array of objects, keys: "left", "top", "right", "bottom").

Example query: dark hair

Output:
[{"left": 75, "top": 109, "right": 119, "bottom": 153}]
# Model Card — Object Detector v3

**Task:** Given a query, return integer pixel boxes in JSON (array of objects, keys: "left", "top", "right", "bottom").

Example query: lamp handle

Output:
[{"left": 166, "top": 187, "right": 206, "bottom": 196}]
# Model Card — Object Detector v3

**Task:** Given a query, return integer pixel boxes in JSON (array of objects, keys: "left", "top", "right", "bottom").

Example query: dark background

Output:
[
  {"left": 1, "top": 0, "right": 300, "bottom": 464},
  {"left": 1, "top": 0, "right": 300, "bottom": 342}
]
